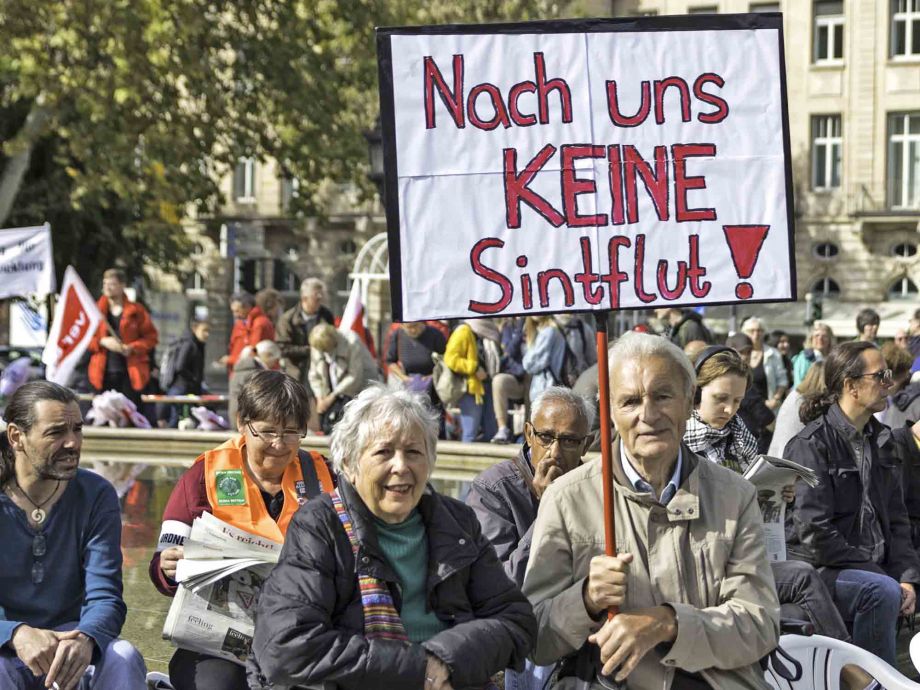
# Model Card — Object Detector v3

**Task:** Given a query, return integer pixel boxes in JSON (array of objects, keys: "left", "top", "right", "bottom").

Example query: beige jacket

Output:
[
  {"left": 522, "top": 443, "right": 779, "bottom": 689},
  {"left": 308, "top": 331, "right": 379, "bottom": 399}
]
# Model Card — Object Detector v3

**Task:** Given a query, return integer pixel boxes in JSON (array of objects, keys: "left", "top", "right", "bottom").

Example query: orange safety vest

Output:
[{"left": 198, "top": 435, "right": 334, "bottom": 542}]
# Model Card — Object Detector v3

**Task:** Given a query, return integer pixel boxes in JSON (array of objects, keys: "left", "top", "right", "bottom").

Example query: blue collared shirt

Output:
[{"left": 621, "top": 447, "right": 683, "bottom": 506}]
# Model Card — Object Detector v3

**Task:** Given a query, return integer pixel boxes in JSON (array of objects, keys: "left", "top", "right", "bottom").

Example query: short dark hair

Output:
[
  {"left": 237, "top": 370, "right": 311, "bottom": 429},
  {"left": 856, "top": 308, "right": 880, "bottom": 333},
  {"left": 1, "top": 381, "right": 78, "bottom": 486},
  {"left": 725, "top": 332, "right": 754, "bottom": 353},
  {"left": 103, "top": 268, "right": 127, "bottom": 284}
]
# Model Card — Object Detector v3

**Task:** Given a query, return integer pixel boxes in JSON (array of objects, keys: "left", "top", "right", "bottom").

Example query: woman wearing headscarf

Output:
[
  {"left": 249, "top": 386, "right": 536, "bottom": 689},
  {"left": 444, "top": 319, "right": 502, "bottom": 442}
]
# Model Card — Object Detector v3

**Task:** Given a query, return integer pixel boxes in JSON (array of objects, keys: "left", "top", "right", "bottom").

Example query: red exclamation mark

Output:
[{"left": 722, "top": 225, "right": 770, "bottom": 300}]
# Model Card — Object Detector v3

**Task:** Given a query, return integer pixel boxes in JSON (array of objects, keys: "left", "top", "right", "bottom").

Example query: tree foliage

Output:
[{"left": 0, "top": 0, "right": 567, "bottom": 285}]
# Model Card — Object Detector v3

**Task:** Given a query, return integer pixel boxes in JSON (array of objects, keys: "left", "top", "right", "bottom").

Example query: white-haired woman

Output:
[
  {"left": 250, "top": 386, "right": 536, "bottom": 690},
  {"left": 741, "top": 317, "right": 789, "bottom": 411}
]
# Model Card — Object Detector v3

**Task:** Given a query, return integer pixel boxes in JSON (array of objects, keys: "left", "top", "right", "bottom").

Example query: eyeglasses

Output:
[
  {"left": 31, "top": 534, "right": 46, "bottom": 584},
  {"left": 855, "top": 369, "right": 893, "bottom": 385},
  {"left": 527, "top": 423, "right": 587, "bottom": 451},
  {"left": 246, "top": 422, "right": 305, "bottom": 444}
]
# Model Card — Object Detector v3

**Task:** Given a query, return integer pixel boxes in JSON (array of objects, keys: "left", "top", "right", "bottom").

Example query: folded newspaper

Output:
[
  {"left": 742, "top": 455, "right": 819, "bottom": 562},
  {"left": 162, "top": 512, "right": 281, "bottom": 665}
]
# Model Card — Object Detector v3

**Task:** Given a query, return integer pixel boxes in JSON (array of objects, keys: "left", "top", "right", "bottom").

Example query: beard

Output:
[{"left": 34, "top": 449, "right": 80, "bottom": 480}]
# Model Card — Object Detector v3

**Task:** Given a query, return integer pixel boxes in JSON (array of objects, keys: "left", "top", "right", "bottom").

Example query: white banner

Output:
[
  {"left": 377, "top": 15, "right": 795, "bottom": 321},
  {"left": 42, "top": 266, "right": 102, "bottom": 385},
  {"left": 0, "top": 224, "right": 55, "bottom": 300}
]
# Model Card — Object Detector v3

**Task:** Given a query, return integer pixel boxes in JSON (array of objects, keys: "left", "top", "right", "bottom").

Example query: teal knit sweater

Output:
[{"left": 373, "top": 510, "right": 448, "bottom": 643}]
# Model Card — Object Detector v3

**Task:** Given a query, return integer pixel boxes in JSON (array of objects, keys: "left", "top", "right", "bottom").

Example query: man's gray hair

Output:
[
  {"left": 300, "top": 277, "right": 326, "bottom": 297},
  {"left": 608, "top": 332, "right": 696, "bottom": 399},
  {"left": 329, "top": 384, "right": 439, "bottom": 476},
  {"left": 530, "top": 386, "right": 596, "bottom": 430}
]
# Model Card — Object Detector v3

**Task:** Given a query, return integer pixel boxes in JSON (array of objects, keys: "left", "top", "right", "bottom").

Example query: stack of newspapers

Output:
[
  {"left": 163, "top": 513, "right": 281, "bottom": 665},
  {"left": 742, "top": 455, "right": 819, "bottom": 562}
]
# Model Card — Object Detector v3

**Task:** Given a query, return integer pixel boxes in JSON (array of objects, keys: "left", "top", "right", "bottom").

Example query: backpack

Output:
[{"left": 158, "top": 338, "right": 184, "bottom": 389}]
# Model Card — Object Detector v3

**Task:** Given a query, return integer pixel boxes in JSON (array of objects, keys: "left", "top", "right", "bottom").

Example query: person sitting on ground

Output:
[
  {"left": 785, "top": 341, "right": 920, "bottom": 666},
  {"left": 524, "top": 332, "right": 778, "bottom": 688},
  {"left": 228, "top": 340, "right": 282, "bottom": 429},
  {"left": 468, "top": 386, "right": 593, "bottom": 690},
  {"left": 249, "top": 386, "right": 536, "bottom": 690},
  {"left": 308, "top": 323, "right": 381, "bottom": 433},
  {"left": 685, "top": 347, "right": 849, "bottom": 643},
  {"left": 0, "top": 381, "right": 147, "bottom": 690},
  {"left": 157, "top": 318, "right": 211, "bottom": 428},
  {"left": 150, "top": 370, "right": 334, "bottom": 690},
  {"left": 768, "top": 361, "right": 826, "bottom": 458},
  {"left": 792, "top": 321, "right": 835, "bottom": 387}
]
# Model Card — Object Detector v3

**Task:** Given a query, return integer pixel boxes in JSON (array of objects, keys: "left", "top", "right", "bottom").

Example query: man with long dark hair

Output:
[
  {"left": 785, "top": 341, "right": 920, "bottom": 666},
  {"left": 0, "top": 381, "right": 146, "bottom": 689}
]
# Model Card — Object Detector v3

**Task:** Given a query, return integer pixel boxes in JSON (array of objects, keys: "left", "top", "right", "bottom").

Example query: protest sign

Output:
[
  {"left": 0, "top": 224, "right": 55, "bottom": 300},
  {"left": 377, "top": 14, "right": 795, "bottom": 321},
  {"left": 43, "top": 266, "right": 102, "bottom": 385}
]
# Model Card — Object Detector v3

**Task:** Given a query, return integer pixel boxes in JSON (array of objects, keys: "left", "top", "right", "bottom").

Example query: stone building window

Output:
[
  {"left": 889, "top": 277, "right": 919, "bottom": 299},
  {"left": 749, "top": 2, "right": 780, "bottom": 12},
  {"left": 340, "top": 239, "right": 357, "bottom": 254},
  {"left": 893, "top": 242, "right": 919, "bottom": 258},
  {"left": 892, "top": 0, "right": 920, "bottom": 58},
  {"left": 811, "top": 276, "right": 841, "bottom": 297},
  {"left": 888, "top": 112, "right": 920, "bottom": 209},
  {"left": 814, "top": 1, "right": 844, "bottom": 64},
  {"left": 234, "top": 157, "right": 257, "bottom": 202},
  {"left": 812, "top": 115, "right": 842, "bottom": 190},
  {"left": 813, "top": 242, "right": 839, "bottom": 259},
  {"left": 687, "top": 5, "right": 718, "bottom": 13}
]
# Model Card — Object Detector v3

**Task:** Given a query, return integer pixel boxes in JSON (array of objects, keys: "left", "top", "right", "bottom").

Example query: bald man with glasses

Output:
[{"left": 467, "top": 386, "right": 594, "bottom": 690}]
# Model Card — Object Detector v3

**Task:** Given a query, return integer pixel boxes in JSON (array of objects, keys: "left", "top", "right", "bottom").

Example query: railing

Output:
[{"left": 81, "top": 427, "right": 520, "bottom": 484}]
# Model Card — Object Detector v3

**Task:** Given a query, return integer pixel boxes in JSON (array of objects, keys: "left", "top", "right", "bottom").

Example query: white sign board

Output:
[
  {"left": 376, "top": 15, "right": 795, "bottom": 321},
  {"left": 0, "top": 224, "right": 55, "bottom": 300}
]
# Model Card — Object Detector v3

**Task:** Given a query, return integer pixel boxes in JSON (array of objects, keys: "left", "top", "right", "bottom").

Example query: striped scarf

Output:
[{"left": 331, "top": 489, "right": 409, "bottom": 642}]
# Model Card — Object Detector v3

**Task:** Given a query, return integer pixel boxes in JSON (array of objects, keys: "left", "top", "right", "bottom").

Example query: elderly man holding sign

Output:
[{"left": 523, "top": 332, "right": 779, "bottom": 688}]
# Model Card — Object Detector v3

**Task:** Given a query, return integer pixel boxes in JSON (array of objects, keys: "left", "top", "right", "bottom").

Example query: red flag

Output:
[
  {"left": 42, "top": 266, "right": 103, "bottom": 385},
  {"left": 338, "top": 280, "right": 377, "bottom": 357}
]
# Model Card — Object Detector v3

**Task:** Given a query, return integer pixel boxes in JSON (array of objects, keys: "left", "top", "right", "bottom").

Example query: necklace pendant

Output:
[{"left": 31, "top": 508, "right": 46, "bottom": 524}]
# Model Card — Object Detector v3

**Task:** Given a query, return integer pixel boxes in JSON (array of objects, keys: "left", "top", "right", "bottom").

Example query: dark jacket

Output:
[
  {"left": 466, "top": 446, "right": 539, "bottom": 587},
  {"left": 669, "top": 310, "right": 712, "bottom": 348},
  {"left": 785, "top": 404, "right": 920, "bottom": 592},
  {"left": 500, "top": 318, "right": 526, "bottom": 379},
  {"left": 883, "top": 382, "right": 920, "bottom": 429},
  {"left": 250, "top": 475, "right": 536, "bottom": 690},
  {"left": 168, "top": 329, "right": 206, "bottom": 394},
  {"left": 276, "top": 304, "right": 335, "bottom": 381}
]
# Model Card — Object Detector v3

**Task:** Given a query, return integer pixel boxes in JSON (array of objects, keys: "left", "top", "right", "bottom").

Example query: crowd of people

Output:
[{"left": 9, "top": 289, "right": 920, "bottom": 689}]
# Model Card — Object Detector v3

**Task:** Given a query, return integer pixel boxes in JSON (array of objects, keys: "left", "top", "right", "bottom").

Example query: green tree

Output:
[{"left": 0, "top": 0, "right": 567, "bottom": 284}]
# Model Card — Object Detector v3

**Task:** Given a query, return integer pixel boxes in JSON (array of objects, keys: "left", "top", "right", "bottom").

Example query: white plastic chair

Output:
[
  {"left": 764, "top": 634, "right": 920, "bottom": 689},
  {"left": 909, "top": 631, "right": 920, "bottom": 676}
]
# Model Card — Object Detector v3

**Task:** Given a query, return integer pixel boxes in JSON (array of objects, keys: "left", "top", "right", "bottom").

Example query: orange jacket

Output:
[
  {"left": 88, "top": 296, "right": 159, "bottom": 392},
  {"left": 227, "top": 307, "right": 276, "bottom": 371},
  {"left": 197, "top": 435, "right": 334, "bottom": 541}
]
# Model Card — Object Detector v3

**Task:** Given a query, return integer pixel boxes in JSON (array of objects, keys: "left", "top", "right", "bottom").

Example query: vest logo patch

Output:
[
  {"left": 216, "top": 470, "right": 247, "bottom": 506},
  {"left": 295, "top": 480, "right": 307, "bottom": 505}
]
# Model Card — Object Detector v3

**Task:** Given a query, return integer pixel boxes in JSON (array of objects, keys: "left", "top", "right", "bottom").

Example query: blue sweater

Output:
[{"left": 0, "top": 469, "right": 126, "bottom": 658}]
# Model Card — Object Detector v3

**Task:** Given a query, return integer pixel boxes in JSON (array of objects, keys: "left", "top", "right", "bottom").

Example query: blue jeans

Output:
[
  {"left": 833, "top": 568, "right": 902, "bottom": 665},
  {"left": 504, "top": 660, "right": 554, "bottom": 690},
  {"left": 0, "top": 624, "right": 147, "bottom": 690},
  {"left": 457, "top": 382, "right": 497, "bottom": 442}
]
